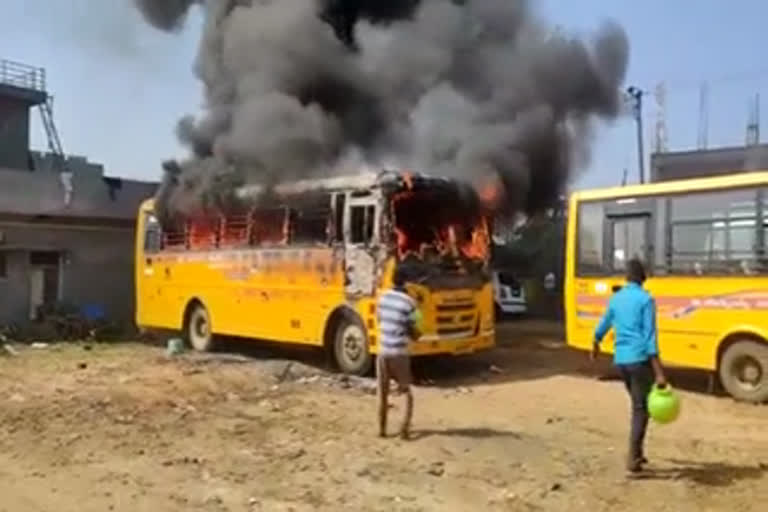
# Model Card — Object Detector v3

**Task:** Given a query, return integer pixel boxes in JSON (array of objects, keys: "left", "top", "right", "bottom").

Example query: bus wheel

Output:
[
  {"left": 719, "top": 340, "right": 768, "bottom": 403},
  {"left": 333, "top": 315, "right": 372, "bottom": 376},
  {"left": 185, "top": 303, "right": 215, "bottom": 352}
]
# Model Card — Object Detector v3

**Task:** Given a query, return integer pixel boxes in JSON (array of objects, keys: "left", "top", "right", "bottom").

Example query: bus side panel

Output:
[
  {"left": 650, "top": 276, "right": 768, "bottom": 370},
  {"left": 568, "top": 277, "right": 614, "bottom": 353},
  {"left": 204, "top": 248, "right": 345, "bottom": 346},
  {"left": 570, "top": 275, "right": 768, "bottom": 371},
  {"left": 134, "top": 210, "right": 150, "bottom": 328},
  {"left": 135, "top": 210, "right": 178, "bottom": 330}
]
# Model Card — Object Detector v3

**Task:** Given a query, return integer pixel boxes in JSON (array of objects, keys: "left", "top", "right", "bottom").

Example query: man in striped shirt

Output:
[{"left": 377, "top": 265, "right": 419, "bottom": 440}]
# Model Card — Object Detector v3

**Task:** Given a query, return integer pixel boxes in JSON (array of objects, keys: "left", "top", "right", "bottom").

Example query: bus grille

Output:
[{"left": 435, "top": 299, "right": 476, "bottom": 336}]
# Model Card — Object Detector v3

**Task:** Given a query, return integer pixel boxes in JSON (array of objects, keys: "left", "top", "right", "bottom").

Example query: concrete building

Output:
[
  {"left": 0, "top": 59, "right": 157, "bottom": 327},
  {"left": 651, "top": 144, "right": 768, "bottom": 182}
]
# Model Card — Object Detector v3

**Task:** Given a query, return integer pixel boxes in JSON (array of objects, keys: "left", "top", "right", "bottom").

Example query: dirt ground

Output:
[{"left": 1, "top": 321, "right": 766, "bottom": 512}]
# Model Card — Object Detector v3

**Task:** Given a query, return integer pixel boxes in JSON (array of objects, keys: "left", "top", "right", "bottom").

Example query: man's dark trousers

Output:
[{"left": 617, "top": 361, "right": 653, "bottom": 464}]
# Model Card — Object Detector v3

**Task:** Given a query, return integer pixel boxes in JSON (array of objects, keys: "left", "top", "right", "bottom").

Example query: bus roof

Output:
[
  {"left": 235, "top": 169, "right": 464, "bottom": 200},
  {"left": 139, "top": 169, "right": 468, "bottom": 213},
  {"left": 236, "top": 171, "right": 383, "bottom": 199},
  {"left": 571, "top": 170, "right": 768, "bottom": 202}
]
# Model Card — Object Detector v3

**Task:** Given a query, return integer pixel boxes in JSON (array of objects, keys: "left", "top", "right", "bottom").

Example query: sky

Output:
[{"left": 2, "top": 0, "right": 767, "bottom": 190}]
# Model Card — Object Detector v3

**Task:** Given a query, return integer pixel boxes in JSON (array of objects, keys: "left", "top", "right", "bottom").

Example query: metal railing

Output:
[{"left": 0, "top": 59, "right": 46, "bottom": 92}]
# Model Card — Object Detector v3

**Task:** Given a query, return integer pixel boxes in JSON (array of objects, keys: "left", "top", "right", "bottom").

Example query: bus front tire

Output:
[
  {"left": 185, "top": 303, "right": 215, "bottom": 352},
  {"left": 333, "top": 314, "right": 372, "bottom": 376},
  {"left": 719, "top": 339, "right": 768, "bottom": 403}
]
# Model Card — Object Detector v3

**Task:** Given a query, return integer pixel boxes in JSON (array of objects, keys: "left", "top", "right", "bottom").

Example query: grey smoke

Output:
[
  {"left": 133, "top": 0, "right": 629, "bottom": 220},
  {"left": 134, "top": 0, "right": 200, "bottom": 31}
]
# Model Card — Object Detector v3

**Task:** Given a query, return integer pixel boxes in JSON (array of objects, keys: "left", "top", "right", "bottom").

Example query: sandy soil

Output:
[{"left": 0, "top": 321, "right": 766, "bottom": 512}]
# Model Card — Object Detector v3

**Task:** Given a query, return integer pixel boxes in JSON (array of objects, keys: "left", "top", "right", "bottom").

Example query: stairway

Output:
[{"left": 38, "top": 96, "right": 73, "bottom": 205}]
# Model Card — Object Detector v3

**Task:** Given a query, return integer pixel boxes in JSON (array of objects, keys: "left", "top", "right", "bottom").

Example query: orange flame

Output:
[
  {"left": 395, "top": 227, "right": 408, "bottom": 258},
  {"left": 476, "top": 174, "right": 504, "bottom": 211},
  {"left": 460, "top": 217, "right": 490, "bottom": 261},
  {"left": 402, "top": 171, "right": 414, "bottom": 190}
]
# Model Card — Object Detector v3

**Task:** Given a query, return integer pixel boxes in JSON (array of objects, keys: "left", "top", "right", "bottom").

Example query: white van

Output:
[{"left": 492, "top": 271, "right": 527, "bottom": 317}]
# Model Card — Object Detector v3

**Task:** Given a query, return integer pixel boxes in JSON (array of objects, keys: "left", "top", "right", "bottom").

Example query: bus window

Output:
[
  {"left": 250, "top": 208, "right": 288, "bottom": 246},
  {"left": 333, "top": 193, "right": 345, "bottom": 244},
  {"left": 576, "top": 201, "right": 605, "bottom": 275},
  {"left": 761, "top": 189, "right": 768, "bottom": 251},
  {"left": 610, "top": 217, "right": 648, "bottom": 271},
  {"left": 350, "top": 204, "right": 375, "bottom": 245},
  {"left": 669, "top": 188, "right": 759, "bottom": 274},
  {"left": 144, "top": 213, "right": 162, "bottom": 253},
  {"left": 290, "top": 206, "right": 331, "bottom": 245}
]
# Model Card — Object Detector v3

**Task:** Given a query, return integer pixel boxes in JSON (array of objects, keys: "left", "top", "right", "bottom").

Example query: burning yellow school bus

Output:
[{"left": 135, "top": 170, "right": 495, "bottom": 375}]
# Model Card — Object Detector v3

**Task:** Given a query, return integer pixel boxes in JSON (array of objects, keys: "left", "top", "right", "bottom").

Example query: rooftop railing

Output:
[{"left": 0, "top": 59, "right": 46, "bottom": 92}]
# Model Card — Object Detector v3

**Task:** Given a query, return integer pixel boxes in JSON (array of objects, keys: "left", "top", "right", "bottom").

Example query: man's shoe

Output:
[{"left": 626, "top": 455, "right": 646, "bottom": 474}]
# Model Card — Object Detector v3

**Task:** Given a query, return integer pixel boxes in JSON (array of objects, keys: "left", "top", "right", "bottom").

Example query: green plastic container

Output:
[
  {"left": 410, "top": 309, "right": 424, "bottom": 332},
  {"left": 647, "top": 384, "right": 681, "bottom": 424}
]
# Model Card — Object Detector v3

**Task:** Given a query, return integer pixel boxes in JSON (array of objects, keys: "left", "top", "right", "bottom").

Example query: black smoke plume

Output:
[{"left": 133, "top": 0, "right": 629, "bottom": 222}]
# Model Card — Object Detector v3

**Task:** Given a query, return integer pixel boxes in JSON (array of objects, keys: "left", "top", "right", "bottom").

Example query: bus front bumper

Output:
[{"left": 407, "top": 329, "right": 496, "bottom": 357}]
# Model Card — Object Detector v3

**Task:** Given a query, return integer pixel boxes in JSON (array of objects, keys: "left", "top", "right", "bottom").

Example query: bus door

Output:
[
  {"left": 604, "top": 200, "right": 654, "bottom": 287},
  {"left": 593, "top": 198, "right": 656, "bottom": 350},
  {"left": 136, "top": 211, "right": 165, "bottom": 327},
  {"left": 344, "top": 192, "right": 379, "bottom": 297}
]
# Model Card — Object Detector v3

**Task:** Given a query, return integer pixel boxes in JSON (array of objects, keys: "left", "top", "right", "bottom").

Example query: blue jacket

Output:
[{"left": 594, "top": 282, "right": 659, "bottom": 365}]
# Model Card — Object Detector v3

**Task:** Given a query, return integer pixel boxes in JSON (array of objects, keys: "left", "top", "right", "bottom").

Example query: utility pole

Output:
[{"left": 626, "top": 86, "right": 645, "bottom": 183}]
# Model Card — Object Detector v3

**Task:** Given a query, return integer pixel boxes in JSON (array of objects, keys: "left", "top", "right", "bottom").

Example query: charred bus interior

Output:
[
  {"left": 389, "top": 175, "right": 491, "bottom": 289},
  {"left": 148, "top": 171, "right": 492, "bottom": 290}
]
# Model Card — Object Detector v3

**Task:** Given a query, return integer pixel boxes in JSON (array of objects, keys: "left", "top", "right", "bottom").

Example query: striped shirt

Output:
[{"left": 377, "top": 288, "right": 417, "bottom": 357}]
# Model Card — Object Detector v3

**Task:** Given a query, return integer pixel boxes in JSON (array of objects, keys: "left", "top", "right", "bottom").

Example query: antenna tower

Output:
[
  {"left": 697, "top": 82, "right": 709, "bottom": 149},
  {"left": 746, "top": 93, "right": 760, "bottom": 146},
  {"left": 653, "top": 82, "right": 667, "bottom": 154}
]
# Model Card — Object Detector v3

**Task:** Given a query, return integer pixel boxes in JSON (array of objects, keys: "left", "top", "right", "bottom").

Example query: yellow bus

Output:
[
  {"left": 565, "top": 171, "right": 768, "bottom": 403},
  {"left": 135, "top": 170, "right": 495, "bottom": 375}
]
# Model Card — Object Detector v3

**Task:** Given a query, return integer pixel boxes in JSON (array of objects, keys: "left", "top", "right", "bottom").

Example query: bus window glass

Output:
[
  {"left": 290, "top": 207, "right": 330, "bottom": 245},
  {"left": 350, "top": 205, "right": 375, "bottom": 245},
  {"left": 143, "top": 213, "right": 162, "bottom": 253},
  {"left": 762, "top": 190, "right": 768, "bottom": 250},
  {"left": 577, "top": 201, "right": 604, "bottom": 274},
  {"left": 669, "top": 189, "right": 758, "bottom": 274},
  {"left": 611, "top": 217, "right": 647, "bottom": 271}
]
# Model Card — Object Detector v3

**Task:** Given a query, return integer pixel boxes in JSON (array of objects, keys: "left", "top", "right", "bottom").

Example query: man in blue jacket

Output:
[{"left": 592, "top": 259, "right": 667, "bottom": 473}]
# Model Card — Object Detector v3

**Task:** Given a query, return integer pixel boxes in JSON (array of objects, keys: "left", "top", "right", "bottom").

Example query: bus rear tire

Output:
[
  {"left": 718, "top": 340, "right": 768, "bottom": 403},
  {"left": 333, "top": 314, "right": 372, "bottom": 376},
  {"left": 185, "top": 303, "right": 215, "bottom": 352}
]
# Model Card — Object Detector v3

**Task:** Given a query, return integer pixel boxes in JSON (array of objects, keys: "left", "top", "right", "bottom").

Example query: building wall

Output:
[
  {"left": 0, "top": 250, "right": 30, "bottom": 324},
  {"left": 651, "top": 144, "right": 768, "bottom": 182},
  {"left": 0, "top": 220, "right": 137, "bottom": 325},
  {"left": 0, "top": 162, "right": 157, "bottom": 219}
]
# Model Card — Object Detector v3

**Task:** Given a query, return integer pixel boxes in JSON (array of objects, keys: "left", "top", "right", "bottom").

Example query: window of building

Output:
[{"left": 0, "top": 252, "right": 7, "bottom": 279}]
